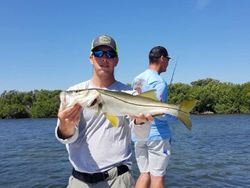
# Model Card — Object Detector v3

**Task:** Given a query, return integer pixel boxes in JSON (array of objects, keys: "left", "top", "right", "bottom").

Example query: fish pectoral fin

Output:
[
  {"left": 105, "top": 114, "right": 119, "bottom": 127},
  {"left": 138, "top": 90, "right": 158, "bottom": 101}
]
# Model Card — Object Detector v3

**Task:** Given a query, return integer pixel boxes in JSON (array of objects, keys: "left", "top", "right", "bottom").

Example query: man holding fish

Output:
[
  {"left": 55, "top": 35, "right": 196, "bottom": 188},
  {"left": 55, "top": 35, "right": 153, "bottom": 188}
]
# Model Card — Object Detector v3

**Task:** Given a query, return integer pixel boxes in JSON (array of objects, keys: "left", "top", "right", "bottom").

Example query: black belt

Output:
[{"left": 72, "top": 165, "right": 129, "bottom": 184}]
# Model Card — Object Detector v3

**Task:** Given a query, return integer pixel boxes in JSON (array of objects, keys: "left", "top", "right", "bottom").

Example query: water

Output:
[{"left": 0, "top": 115, "right": 250, "bottom": 188}]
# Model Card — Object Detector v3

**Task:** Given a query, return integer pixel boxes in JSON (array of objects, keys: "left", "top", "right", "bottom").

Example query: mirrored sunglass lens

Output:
[
  {"left": 93, "top": 51, "right": 104, "bottom": 57},
  {"left": 106, "top": 51, "right": 117, "bottom": 58},
  {"left": 93, "top": 50, "right": 116, "bottom": 58}
]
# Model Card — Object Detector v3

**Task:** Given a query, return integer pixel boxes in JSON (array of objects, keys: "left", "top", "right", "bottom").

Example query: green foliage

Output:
[
  {"left": 0, "top": 90, "right": 60, "bottom": 119},
  {"left": 0, "top": 90, "right": 31, "bottom": 118},
  {"left": 169, "top": 78, "right": 250, "bottom": 114},
  {"left": 0, "top": 78, "right": 250, "bottom": 118},
  {"left": 238, "top": 82, "right": 250, "bottom": 113},
  {"left": 169, "top": 83, "right": 191, "bottom": 104},
  {"left": 191, "top": 78, "right": 220, "bottom": 86},
  {"left": 30, "top": 90, "right": 61, "bottom": 118}
]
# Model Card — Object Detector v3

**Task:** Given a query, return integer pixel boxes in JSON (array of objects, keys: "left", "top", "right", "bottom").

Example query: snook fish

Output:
[{"left": 60, "top": 89, "right": 197, "bottom": 130}]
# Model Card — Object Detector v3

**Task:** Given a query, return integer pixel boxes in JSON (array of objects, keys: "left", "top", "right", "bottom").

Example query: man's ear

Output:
[
  {"left": 160, "top": 55, "right": 165, "bottom": 62},
  {"left": 89, "top": 54, "right": 94, "bottom": 64},
  {"left": 114, "top": 57, "right": 119, "bottom": 67}
]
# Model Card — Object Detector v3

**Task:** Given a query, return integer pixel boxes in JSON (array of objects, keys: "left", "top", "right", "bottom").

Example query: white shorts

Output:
[{"left": 134, "top": 139, "right": 171, "bottom": 176}]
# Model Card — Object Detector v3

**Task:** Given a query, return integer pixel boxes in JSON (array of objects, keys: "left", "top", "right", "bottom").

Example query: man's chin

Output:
[{"left": 98, "top": 69, "right": 113, "bottom": 75}]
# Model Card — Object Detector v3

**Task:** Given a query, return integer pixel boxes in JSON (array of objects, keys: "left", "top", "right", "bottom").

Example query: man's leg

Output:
[
  {"left": 135, "top": 172, "right": 150, "bottom": 188},
  {"left": 150, "top": 175, "right": 165, "bottom": 188},
  {"left": 134, "top": 141, "right": 150, "bottom": 188},
  {"left": 148, "top": 139, "right": 171, "bottom": 188},
  {"left": 107, "top": 170, "right": 135, "bottom": 188}
]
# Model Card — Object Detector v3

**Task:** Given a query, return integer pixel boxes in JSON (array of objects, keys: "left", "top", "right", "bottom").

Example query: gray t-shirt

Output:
[{"left": 55, "top": 80, "right": 134, "bottom": 173}]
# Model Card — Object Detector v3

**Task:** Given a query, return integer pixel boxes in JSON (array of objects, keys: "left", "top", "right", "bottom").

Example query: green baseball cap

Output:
[{"left": 91, "top": 35, "right": 118, "bottom": 54}]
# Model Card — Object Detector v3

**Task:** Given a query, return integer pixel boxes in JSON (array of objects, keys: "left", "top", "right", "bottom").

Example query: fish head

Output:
[{"left": 60, "top": 89, "right": 101, "bottom": 109}]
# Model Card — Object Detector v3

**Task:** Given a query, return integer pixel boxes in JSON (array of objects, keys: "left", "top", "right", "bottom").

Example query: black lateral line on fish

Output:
[
  {"left": 98, "top": 90, "right": 189, "bottom": 115},
  {"left": 64, "top": 89, "right": 189, "bottom": 115},
  {"left": 65, "top": 88, "right": 97, "bottom": 93}
]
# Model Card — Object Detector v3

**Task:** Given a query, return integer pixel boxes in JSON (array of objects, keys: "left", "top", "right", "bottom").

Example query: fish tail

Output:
[{"left": 177, "top": 100, "right": 197, "bottom": 130}]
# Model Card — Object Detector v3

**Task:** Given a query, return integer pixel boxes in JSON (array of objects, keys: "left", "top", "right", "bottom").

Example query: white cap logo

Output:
[{"left": 99, "top": 36, "right": 111, "bottom": 44}]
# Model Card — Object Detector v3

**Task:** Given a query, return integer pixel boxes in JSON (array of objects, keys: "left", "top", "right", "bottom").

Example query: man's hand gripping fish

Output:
[{"left": 60, "top": 89, "right": 197, "bottom": 130}]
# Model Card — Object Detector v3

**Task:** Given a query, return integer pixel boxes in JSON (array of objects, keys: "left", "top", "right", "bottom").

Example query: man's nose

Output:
[{"left": 102, "top": 55, "right": 110, "bottom": 62}]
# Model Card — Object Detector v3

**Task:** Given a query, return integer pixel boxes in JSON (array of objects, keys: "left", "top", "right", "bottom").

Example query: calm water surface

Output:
[{"left": 0, "top": 115, "right": 250, "bottom": 188}]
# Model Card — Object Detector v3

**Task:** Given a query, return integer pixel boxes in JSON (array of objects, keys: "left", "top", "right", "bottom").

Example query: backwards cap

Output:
[{"left": 149, "top": 46, "right": 170, "bottom": 61}]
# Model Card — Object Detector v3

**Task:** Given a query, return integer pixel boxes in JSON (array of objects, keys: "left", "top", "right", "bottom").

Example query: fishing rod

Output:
[{"left": 169, "top": 57, "right": 178, "bottom": 87}]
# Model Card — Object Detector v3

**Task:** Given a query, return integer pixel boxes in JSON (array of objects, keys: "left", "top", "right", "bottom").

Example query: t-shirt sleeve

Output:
[{"left": 152, "top": 81, "right": 168, "bottom": 102}]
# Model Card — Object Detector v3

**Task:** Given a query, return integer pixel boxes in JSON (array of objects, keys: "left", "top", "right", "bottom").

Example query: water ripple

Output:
[{"left": 1, "top": 115, "right": 250, "bottom": 187}]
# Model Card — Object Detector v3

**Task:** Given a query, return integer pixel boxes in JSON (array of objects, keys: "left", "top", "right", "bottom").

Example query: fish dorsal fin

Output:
[
  {"left": 138, "top": 90, "right": 158, "bottom": 101},
  {"left": 105, "top": 114, "right": 119, "bottom": 127}
]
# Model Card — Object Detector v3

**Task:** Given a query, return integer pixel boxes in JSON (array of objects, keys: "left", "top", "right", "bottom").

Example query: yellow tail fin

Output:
[{"left": 177, "top": 100, "right": 197, "bottom": 130}]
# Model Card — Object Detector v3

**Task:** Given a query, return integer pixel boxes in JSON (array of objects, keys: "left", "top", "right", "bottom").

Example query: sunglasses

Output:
[{"left": 92, "top": 50, "right": 117, "bottom": 58}]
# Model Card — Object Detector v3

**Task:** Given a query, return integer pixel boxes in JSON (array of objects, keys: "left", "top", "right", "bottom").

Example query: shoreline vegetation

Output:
[{"left": 0, "top": 78, "right": 250, "bottom": 119}]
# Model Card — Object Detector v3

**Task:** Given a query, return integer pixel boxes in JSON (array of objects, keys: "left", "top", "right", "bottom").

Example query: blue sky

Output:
[{"left": 0, "top": 0, "right": 249, "bottom": 93}]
